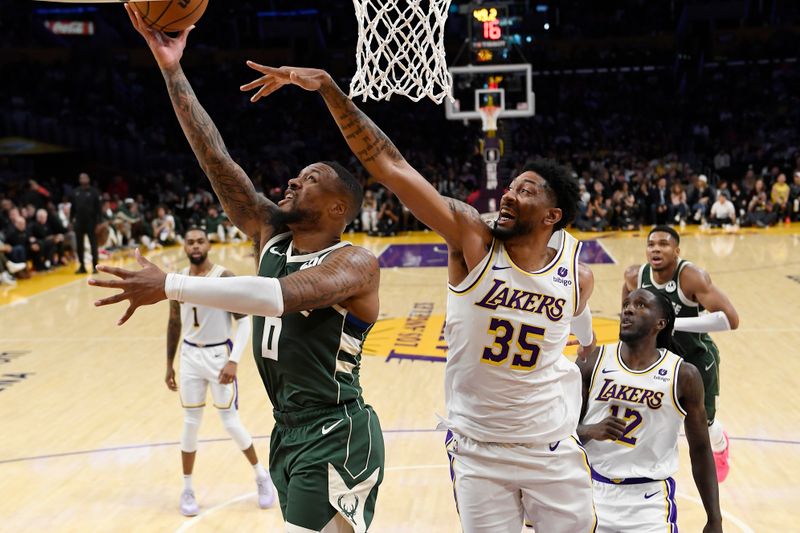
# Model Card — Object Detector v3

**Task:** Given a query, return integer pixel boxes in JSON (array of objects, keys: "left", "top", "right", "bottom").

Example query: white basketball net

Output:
[{"left": 350, "top": 0, "right": 453, "bottom": 104}]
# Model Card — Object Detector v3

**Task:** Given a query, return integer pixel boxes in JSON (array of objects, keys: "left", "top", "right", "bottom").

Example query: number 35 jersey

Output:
[
  {"left": 582, "top": 343, "right": 686, "bottom": 480},
  {"left": 443, "top": 229, "right": 583, "bottom": 444}
]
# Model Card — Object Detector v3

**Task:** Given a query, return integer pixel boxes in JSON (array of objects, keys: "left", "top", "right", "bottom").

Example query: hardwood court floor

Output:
[{"left": 1, "top": 226, "right": 799, "bottom": 532}]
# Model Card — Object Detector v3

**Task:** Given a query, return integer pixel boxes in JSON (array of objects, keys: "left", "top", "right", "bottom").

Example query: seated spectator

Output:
[
  {"left": 615, "top": 191, "right": 640, "bottom": 230},
  {"left": 790, "top": 172, "right": 800, "bottom": 222},
  {"left": 744, "top": 192, "right": 777, "bottom": 228},
  {"left": 151, "top": 205, "right": 177, "bottom": 246},
  {"left": 670, "top": 182, "right": 688, "bottom": 224},
  {"left": 31, "top": 208, "right": 67, "bottom": 268},
  {"left": 204, "top": 205, "right": 243, "bottom": 242},
  {"left": 577, "top": 194, "right": 609, "bottom": 232},
  {"left": 113, "top": 199, "right": 151, "bottom": 248},
  {"left": 360, "top": 190, "right": 378, "bottom": 234},
  {"left": 0, "top": 240, "right": 27, "bottom": 285},
  {"left": 689, "top": 175, "right": 714, "bottom": 223},
  {"left": 5, "top": 216, "right": 30, "bottom": 266},
  {"left": 376, "top": 192, "right": 402, "bottom": 236},
  {"left": 729, "top": 182, "right": 747, "bottom": 221},
  {"left": 771, "top": 173, "right": 790, "bottom": 221},
  {"left": 708, "top": 195, "right": 737, "bottom": 228},
  {"left": 649, "top": 177, "right": 670, "bottom": 225}
]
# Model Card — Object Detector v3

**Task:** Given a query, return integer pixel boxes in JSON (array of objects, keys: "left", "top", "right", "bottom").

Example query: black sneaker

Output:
[
  {"left": 92, "top": 267, "right": 99, "bottom": 274},
  {"left": 75, "top": 266, "right": 88, "bottom": 274}
]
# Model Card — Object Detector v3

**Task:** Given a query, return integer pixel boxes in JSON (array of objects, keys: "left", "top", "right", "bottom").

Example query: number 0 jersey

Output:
[
  {"left": 582, "top": 343, "right": 686, "bottom": 480},
  {"left": 179, "top": 264, "right": 233, "bottom": 343},
  {"left": 252, "top": 233, "right": 372, "bottom": 413},
  {"left": 443, "top": 229, "right": 583, "bottom": 444}
]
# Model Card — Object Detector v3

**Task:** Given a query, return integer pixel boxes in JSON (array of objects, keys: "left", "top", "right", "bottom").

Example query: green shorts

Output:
[
  {"left": 269, "top": 399, "right": 384, "bottom": 532},
  {"left": 683, "top": 345, "right": 720, "bottom": 422}
]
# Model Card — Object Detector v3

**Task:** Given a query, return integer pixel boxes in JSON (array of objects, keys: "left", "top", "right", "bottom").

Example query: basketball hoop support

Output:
[{"left": 479, "top": 105, "right": 501, "bottom": 135}]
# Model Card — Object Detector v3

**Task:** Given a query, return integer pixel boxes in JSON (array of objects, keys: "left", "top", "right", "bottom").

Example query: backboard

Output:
[{"left": 445, "top": 63, "right": 534, "bottom": 121}]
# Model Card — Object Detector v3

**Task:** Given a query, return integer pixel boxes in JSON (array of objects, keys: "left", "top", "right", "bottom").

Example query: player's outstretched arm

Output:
[
  {"left": 124, "top": 5, "right": 276, "bottom": 244},
  {"left": 240, "top": 64, "right": 487, "bottom": 250},
  {"left": 680, "top": 265, "right": 739, "bottom": 330},
  {"left": 91, "top": 248, "right": 379, "bottom": 325},
  {"left": 679, "top": 362, "right": 723, "bottom": 533}
]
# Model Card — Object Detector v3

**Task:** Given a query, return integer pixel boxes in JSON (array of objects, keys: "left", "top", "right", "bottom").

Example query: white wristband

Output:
[
  {"left": 570, "top": 305, "right": 594, "bottom": 346},
  {"left": 674, "top": 311, "right": 731, "bottom": 333},
  {"left": 164, "top": 273, "right": 284, "bottom": 317}
]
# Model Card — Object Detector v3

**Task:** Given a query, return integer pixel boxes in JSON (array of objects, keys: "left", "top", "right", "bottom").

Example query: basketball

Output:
[{"left": 130, "top": 0, "right": 209, "bottom": 33}]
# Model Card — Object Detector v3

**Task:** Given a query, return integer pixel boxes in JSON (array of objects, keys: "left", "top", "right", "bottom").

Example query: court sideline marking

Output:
[{"left": 2, "top": 431, "right": 800, "bottom": 466}]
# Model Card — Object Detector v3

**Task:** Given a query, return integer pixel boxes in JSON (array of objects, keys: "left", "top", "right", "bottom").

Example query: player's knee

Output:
[
  {"left": 217, "top": 408, "right": 252, "bottom": 450},
  {"left": 181, "top": 408, "right": 204, "bottom": 452}
]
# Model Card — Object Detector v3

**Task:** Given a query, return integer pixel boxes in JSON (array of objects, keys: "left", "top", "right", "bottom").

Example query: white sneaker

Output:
[
  {"left": 256, "top": 476, "right": 277, "bottom": 509},
  {"left": 5, "top": 261, "right": 26, "bottom": 274},
  {"left": 180, "top": 489, "right": 199, "bottom": 516},
  {"left": 0, "top": 271, "right": 16, "bottom": 286}
]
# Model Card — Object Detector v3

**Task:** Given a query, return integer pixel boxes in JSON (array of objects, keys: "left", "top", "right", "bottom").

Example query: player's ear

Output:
[
  {"left": 330, "top": 199, "right": 347, "bottom": 218},
  {"left": 543, "top": 207, "right": 562, "bottom": 227},
  {"left": 655, "top": 317, "right": 667, "bottom": 332}
]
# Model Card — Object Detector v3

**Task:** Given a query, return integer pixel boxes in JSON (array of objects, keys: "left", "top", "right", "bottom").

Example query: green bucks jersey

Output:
[
  {"left": 252, "top": 233, "right": 372, "bottom": 413},
  {"left": 638, "top": 259, "right": 718, "bottom": 364}
]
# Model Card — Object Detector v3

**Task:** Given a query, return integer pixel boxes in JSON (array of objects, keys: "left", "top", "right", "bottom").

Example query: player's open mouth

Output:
[
  {"left": 278, "top": 193, "right": 295, "bottom": 206},
  {"left": 621, "top": 318, "right": 633, "bottom": 327},
  {"left": 497, "top": 208, "right": 516, "bottom": 224}
]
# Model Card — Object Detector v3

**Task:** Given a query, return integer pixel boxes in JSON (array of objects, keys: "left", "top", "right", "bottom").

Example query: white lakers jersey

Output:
[
  {"left": 180, "top": 264, "right": 233, "bottom": 344},
  {"left": 582, "top": 343, "right": 686, "bottom": 480},
  {"left": 443, "top": 230, "right": 583, "bottom": 444}
]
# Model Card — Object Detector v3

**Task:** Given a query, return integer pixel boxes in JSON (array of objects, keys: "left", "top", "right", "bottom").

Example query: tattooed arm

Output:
[
  {"left": 279, "top": 246, "right": 379, "bottom": 321},
  {"left": 92, "top": 247, "right": 380, "bottom": 325},
  {"left": 240, "top": 64, "right": 491, "bottom": 253},
  {"left": 124, "top": 5, "right": 277, "bottom": 245}
]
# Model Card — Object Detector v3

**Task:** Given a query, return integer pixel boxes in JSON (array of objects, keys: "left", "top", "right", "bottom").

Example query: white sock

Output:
[
  {"left": 183, "top": 475, "right": 193, "bottom": 491},
  {"left": 253, "top": 462, "right": 268, "bottom": 480},
  {"left": 708, "top": 419, "right": 727, "bottom": 453}
]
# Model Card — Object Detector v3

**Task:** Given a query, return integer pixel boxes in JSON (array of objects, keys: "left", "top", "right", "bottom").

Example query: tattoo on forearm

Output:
[
  {"left": 161, "top": 65, "right": 272, "bottom": 237},
  {"left": 280, "top": 249, "right": 378, "bottom": 312},
  {"left": 319, "top": 82, "right": 403, "bottom": 164}
]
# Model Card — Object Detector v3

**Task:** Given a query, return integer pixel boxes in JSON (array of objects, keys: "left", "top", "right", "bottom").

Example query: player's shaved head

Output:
[{"left": 320, "top": 161, "right": 363, "bottom": 224}]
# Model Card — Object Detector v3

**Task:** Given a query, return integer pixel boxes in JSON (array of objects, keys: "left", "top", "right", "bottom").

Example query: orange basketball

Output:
[{"left": 131, "top": 0, "right": 209, "bottom": 33}]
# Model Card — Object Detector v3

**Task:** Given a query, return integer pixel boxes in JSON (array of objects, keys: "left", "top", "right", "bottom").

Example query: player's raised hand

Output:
[
  {"left": 89, "top": 249, "right": 168, "bottom": 325},
  {"left": 124, "top": 4, "right": 194, "bottom": 70},
  {"left": 240, "top": 63, "right": 331, "bottom": 102}
]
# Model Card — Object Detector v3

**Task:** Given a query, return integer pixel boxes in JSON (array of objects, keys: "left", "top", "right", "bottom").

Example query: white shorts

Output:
[
  {"left": 593, "top": 477, "right": 678, "bottom": 533},
  {"left": 445, "top": 431, "right": 596, "bottom": 533},
  {"left": 179, "top": 341, "right": 238, "bottom": 410}
]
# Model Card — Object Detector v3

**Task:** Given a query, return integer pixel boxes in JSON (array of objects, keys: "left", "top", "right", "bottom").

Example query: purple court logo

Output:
[
  {"left": 659, "top": 369, "right": 668, "bottom": 376},
  {"left": 558, "top": 267, "right": 569, "bottom": 277}
]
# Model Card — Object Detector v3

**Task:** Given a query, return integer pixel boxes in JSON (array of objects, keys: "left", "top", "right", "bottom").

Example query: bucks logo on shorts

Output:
[{"left": 338, "top": 494, "right": 359, "bottom": 524}]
